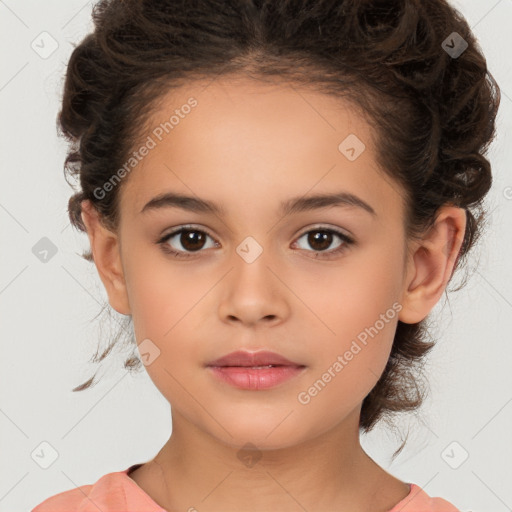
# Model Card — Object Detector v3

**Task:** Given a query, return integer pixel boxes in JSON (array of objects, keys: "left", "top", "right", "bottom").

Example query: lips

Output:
[
  {"left": 206, "top": 350, "right": 304, "bottom": 368},
  {"left": 206, "top": 350, "right": 306, "bottom": 391}
]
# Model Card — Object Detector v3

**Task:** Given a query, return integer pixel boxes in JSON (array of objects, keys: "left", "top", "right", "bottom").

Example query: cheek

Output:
[
  {"left": 310, "top": 245, "right": 401, "bottom": 329},
  {"left": 301, "top": 245, "right": 402, "bottom": 384},
  {"left": 295, "top": 292, "right": 400, "bottom": 424},
  {"left": 123, "top": 245, "right": 209, "bottom": 338}
]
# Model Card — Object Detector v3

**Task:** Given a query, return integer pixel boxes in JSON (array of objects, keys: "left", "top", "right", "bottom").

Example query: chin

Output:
[{"left": 211, "top": 422, "right": 307, "bottom": 453}]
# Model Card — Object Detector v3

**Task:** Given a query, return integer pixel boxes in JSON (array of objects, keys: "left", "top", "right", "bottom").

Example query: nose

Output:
[{"left": 217, "top": 250, "right": 290, "bottom": 328}]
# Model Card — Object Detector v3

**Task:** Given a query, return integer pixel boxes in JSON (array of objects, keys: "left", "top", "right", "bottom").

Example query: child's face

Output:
[{"left": 93, "top": 77, "right": 415, "bottom": 447}]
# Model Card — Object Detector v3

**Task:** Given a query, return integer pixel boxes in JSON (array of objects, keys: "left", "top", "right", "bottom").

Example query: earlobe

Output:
[
  {"left": 398, "top": 206, "right": 466, "bottom": 324},
  {"left": 80, "top": 200, "right": 132, "bottom": 316}
]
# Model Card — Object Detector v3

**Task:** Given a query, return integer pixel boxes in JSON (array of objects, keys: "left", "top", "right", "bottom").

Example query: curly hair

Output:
[{"left": 60, "top": 0, "right": 500, "bottom": 448}]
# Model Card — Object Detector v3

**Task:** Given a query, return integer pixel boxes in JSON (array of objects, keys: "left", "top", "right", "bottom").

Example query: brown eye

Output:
[
  {"left": 158, "top": 225, "right": 354, "bottom": 260},
  {"left": 294, "top": 227, "right": 354, "bottom": 258},
  {"left": 179, "top": 229, "right": 207, "bottom": 251},
  {"left": 158, "top": 226, "right": 217, "bottom": 257},
  {"left": 306, "top": 231, "right": 334, "bottom": 251}
]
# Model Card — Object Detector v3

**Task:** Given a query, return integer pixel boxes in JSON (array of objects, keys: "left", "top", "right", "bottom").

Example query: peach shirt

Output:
[{"left": 32, "top": 464, "right": 461, "bottom": 512}]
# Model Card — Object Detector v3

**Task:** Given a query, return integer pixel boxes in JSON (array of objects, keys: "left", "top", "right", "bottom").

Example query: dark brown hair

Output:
[{"left": 60, "top": 0, "right": 500, "bottom": 449}]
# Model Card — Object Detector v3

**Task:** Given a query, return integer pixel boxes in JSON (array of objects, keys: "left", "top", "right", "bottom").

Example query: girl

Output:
[{"left": 32, "top": 0, "right": 500, "bottom": 510}]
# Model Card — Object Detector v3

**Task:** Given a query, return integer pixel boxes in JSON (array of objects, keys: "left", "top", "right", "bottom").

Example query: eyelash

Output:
[{"left": 157, "top": 224, "right": 355, "bottom": 260}]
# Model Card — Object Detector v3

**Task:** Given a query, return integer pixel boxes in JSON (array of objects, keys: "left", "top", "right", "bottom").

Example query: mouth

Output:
[
  {"left": 205, "top": 350, "right": 306, "bottom": 390},
  {"left": 207, "top": 365, "right": 306, "bottom": 390},
  {"left": 206, "top": 349, "right": 305, "bottom": 368},
  {"left": 217, "top": 364, "right": 295, "bottom": 368}
]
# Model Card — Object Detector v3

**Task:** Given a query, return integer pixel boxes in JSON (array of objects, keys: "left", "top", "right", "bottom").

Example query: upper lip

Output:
[{"left": 206, "top": 350, "right": 305, "bottom": 367}]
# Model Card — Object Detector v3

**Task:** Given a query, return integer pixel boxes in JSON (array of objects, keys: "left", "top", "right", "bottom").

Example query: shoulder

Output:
[
  {"left": 31, "top": 482, "right": 95, "bottom": 511},
  {"left": 388, "top": 483, "right": 461, "bottom": 512},
  {"left": 31, "top": 466, "right": 164, "bottom": 512}
]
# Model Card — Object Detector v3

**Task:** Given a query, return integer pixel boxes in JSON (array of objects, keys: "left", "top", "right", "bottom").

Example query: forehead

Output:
[{"left": 119, "top": 76, "right": 401, "bottom": 221}]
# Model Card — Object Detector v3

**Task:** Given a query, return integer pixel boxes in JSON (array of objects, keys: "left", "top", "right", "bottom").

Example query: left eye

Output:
[
  {"left": 293, "top": 228, "right": 353, "bottom": 256},
  {"left": 157, "top": 226, "right": 354, "bottom": 259}
]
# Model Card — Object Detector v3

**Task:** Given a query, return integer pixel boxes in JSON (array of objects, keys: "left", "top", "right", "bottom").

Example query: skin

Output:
[{"left": 80, "top": 76, "right": 466, "bottom": 512}]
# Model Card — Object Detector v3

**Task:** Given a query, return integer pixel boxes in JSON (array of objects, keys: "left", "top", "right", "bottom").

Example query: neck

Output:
[{"left": 130, "top": 407, "right": 409, "bottom": 512}]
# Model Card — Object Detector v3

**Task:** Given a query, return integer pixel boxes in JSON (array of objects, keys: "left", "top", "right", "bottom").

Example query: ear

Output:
[
  {"left": 398, "top": 205, "right": 466, "bottom": 324},
  {"left": 80, "top": 199, "right": 131, "bottom": 316}
]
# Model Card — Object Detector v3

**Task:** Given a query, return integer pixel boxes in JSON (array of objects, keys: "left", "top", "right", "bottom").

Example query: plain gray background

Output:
[{"left": 1, "top": 1, "right": 511, "bottom": 511}]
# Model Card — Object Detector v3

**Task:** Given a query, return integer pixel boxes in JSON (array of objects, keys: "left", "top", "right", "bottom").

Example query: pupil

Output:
[
  {"left": 182, "top": 230, "right": 205, "bottom": 251},
  {"left": 309, "top": 231, "right": 331, "bottom": 251}
]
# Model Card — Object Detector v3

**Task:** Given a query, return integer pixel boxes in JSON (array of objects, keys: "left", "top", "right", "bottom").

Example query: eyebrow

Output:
[{"left": 140, "top": 191, "right": 376, "bottom": 217}]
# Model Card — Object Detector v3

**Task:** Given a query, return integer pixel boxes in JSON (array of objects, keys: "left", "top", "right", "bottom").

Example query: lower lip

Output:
[{"left": 207, "top": 365, "right": 306, "bottom": 390}]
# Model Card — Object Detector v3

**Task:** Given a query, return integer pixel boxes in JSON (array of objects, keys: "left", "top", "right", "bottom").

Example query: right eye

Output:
[{"left": 157, "top": 225, "right": 219, "bottom": 258}]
